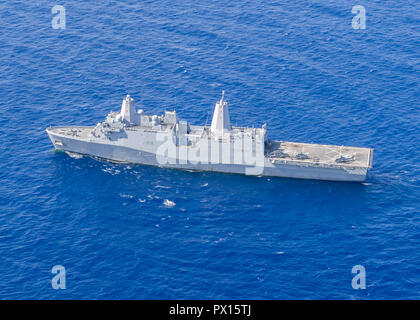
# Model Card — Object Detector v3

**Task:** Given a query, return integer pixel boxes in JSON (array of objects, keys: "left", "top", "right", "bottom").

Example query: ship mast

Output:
[{"left": 210, "top": 91, "right": 232, "bottom": 138}]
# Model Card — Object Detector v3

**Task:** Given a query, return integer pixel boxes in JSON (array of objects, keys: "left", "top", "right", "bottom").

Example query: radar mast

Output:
[{"left": 210, "top": 90, "right": 232, "bottom": 138}]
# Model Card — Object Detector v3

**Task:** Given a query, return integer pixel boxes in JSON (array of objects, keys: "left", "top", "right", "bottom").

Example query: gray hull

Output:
[{"left": 47, "top": 128, "right": 368, "bottom": 182}]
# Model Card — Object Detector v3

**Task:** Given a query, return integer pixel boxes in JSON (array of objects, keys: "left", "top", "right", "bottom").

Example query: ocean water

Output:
[{"left": 0, "top": 0, "right": 419, "bottom": 299}]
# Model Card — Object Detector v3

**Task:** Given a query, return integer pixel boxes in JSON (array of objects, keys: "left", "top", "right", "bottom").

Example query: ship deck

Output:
[
  {"left": 266, "top": 140, "right": 373, "bottom": 169},
  {"left": 46, "top": 126, "right": 93, "bottom": 140}
]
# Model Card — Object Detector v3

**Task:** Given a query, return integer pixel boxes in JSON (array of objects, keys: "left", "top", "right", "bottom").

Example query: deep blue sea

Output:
[{"left": 0, "top": 0, "right": 419, "bottom": 299}]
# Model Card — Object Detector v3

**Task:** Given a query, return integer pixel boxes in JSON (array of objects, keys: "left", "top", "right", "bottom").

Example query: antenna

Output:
[{"left": 205, "top": 111, "right": 210, "bottom": 127}]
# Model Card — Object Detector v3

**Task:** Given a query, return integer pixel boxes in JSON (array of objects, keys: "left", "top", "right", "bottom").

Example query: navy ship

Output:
[{"left": 47, "top": 92, "right": 373, "bottom": 181}]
